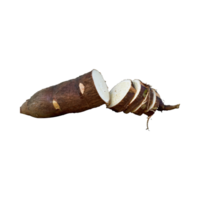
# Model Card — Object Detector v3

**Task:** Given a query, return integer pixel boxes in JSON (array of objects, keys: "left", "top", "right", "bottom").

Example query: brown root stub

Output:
[
  {"left": 158, "top": 103, "right": 180, "bottom": 111},
  {"left": 176, "top": 103, "right": 182, "bottom": 109},
  {"left": 20, "top": 69, "right": 110, "bottom": 118}
]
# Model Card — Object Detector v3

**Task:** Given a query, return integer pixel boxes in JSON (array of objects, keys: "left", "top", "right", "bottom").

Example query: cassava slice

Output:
[
  {"left": 132, "top": 88, "right": 151, "bottom": 116},
  {"left": 131, "top": 80, "right": 153, "bottom": 115},
  {"left": 123, "top": 79, "right": 149, "bottom": 114},
  {"left": 108, "top": 79, "right": 136, "bottom": 112},
  {"left": 144, "top": 96, "right": 159, "bottom": 116},
  {"left": 134, "top": 85, "right": 156, "bottom": 116},
  {"left": 20, "top": 69, "right": 110, "bottom": 118}
]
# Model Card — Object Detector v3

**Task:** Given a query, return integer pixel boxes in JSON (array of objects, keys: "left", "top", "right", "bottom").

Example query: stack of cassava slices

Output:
[{"left": 106, "top": 78, "right": 160, "bottom": 116}]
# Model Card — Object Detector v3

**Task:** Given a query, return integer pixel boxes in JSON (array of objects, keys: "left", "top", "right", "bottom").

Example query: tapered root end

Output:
[
  {"left": 176, "top": 103, "right": 182, "bottom": 109},
  {"left": 18, "top": 105, "right": 22, "bottom": 115},
  {"left": 157, "top": 96, "right": 180, "bottom": 112},
  {"left": 18, "top": 101, "right": 29, "bottom": 116}
]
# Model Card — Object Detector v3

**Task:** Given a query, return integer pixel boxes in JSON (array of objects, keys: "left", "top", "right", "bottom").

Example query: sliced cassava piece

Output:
[
  {"left": 123, "top": 79, "right": 149, "bottom": 113},
  {"left": 132, "top": 81, "right": 156, "bottom": 116},
  {"left": 144, "top": 89, "right": 161, "bottom": 116},
  {"left": 20, "top": 69, "right": 110, "bottom": 118},
  {"left": 107, "top": 78, "right": 182, "bottom": 117},
  {"left": 107, "top": 79, "right": 136, "bottom": 112},
  {"left": 144, "top": 90, "right": 160, "bottom": 117}
]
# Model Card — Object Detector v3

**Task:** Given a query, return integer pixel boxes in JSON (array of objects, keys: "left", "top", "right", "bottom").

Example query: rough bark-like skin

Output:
[
  {"left": 123, "top": 80, "right": 149, "bottom": 114},
  {"left": 133, "top": 85, "right": 154, "bottom": 116},
  {"left": 20, "top": 101, "right": 30, "bottom": 116},
  {"left": 158, "top": 101, "right": 180, "bottom": 111},
  {"left": 144, "top": 95, "right": 160, "bottom": 117},
  {"left": 145, "top": 92, "right": 180, "bottom": 116},
  {"left": 107, "top": 78, "right": 180, "bottom": 130},
  {"left": 20, "top": 70, "right": 107, "bottom": 118},
  {"left": 109, "top": 81, "right": 136, "bottom": 112},
  {"left": 108, "top": 77, "right": 182, "bottom": 116}
]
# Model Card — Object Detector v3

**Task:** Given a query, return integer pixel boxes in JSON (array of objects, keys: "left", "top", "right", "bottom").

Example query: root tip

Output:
[
  {"left": 18, "top": 106, "right": 22, "bottom": 115},
  {"left": 176, "top": 103, "right": 182, "bottom": 109}
]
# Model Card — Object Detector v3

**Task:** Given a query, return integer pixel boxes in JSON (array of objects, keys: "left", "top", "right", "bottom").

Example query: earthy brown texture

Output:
[
  {"left": 158, "top": 101, "right": 180, "bottom": 111},
  {"left": 109, "top": 79, "right": 182, "bottom": 117},
  {"left": 124, "top": 80, "right": 150, "bottom": 114},
  {"left": 133, "top": 86, "right": 154, "bottom": 116},
  {"left": 20, "top": 70, "right": 108, "bottom": 118},
  {"left": 144, "top": 95, "right": 160, "bottom": 117}
]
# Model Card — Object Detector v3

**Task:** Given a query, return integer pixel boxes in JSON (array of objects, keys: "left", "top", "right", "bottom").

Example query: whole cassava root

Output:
[
  {"left": 20, "top": 69, "right": 110, "bottom": 118},
  {"left": 108, "top": 79, "right": 180, "bottom": 130}
]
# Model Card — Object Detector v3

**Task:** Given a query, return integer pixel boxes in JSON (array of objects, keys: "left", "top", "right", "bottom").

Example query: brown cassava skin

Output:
[
  {"left": 144, "top": 95, "right": 160, "bottom": 117},
  {"left": 158, "top": 100, "right": 180, "bottom": 111},
  {"left": 20, "top": 70, "right": 107, "bottom": 118},
  {"left": 123, "top": 80, "right": 149, "bottom": 114},
  {"left": 109, "top": 80, "right": 182, "bottom": 116},
  {"left": 145, "top": 97, "right": 180, "bottom": 117},
  {"left": 108, "top": 81, "right": 136, "bottom": 112},
  {"left": 125, "top": 80, "right": 182, "bottom": 116},
  {"left": 133, "top": 86, "right": 154, "bottom": 116}
]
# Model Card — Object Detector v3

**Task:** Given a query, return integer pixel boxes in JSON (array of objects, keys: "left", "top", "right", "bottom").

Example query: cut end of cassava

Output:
[
  {"left": 108, "top": 79, "right": 132, "bottom": 108},
  {"left": 92, "top": 69, "right": 110, "bottom": 104}
]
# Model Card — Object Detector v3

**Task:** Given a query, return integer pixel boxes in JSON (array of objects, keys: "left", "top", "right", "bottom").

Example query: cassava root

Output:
[
  {"left": 20, "top": 69, "right": 110, "bottom": 118},
  {"left": 20, "top": 69, "right": 180, "bottom": 130}
]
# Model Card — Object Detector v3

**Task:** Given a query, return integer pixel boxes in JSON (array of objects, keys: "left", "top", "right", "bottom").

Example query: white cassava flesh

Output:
[
  {"left": 132, "top": 86, "right": 156, "bottom": 112},
  {"left": 122, "top": 79, "right": 150, "bottom": 114},
  {"left": 127, "top": 79, "right": 141, "bottom": 106},
  {"left": 92, "top": 69, "right": 110, "bottom": 104},
  {"left": 108, "top": 80, "right": 132, "bottom": 108},
  {"left": 146, "top": 89, "right": 156, "bottom": 112},
  {"left": 132, "top": 87, "right": 150, "bottom": 112}
]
